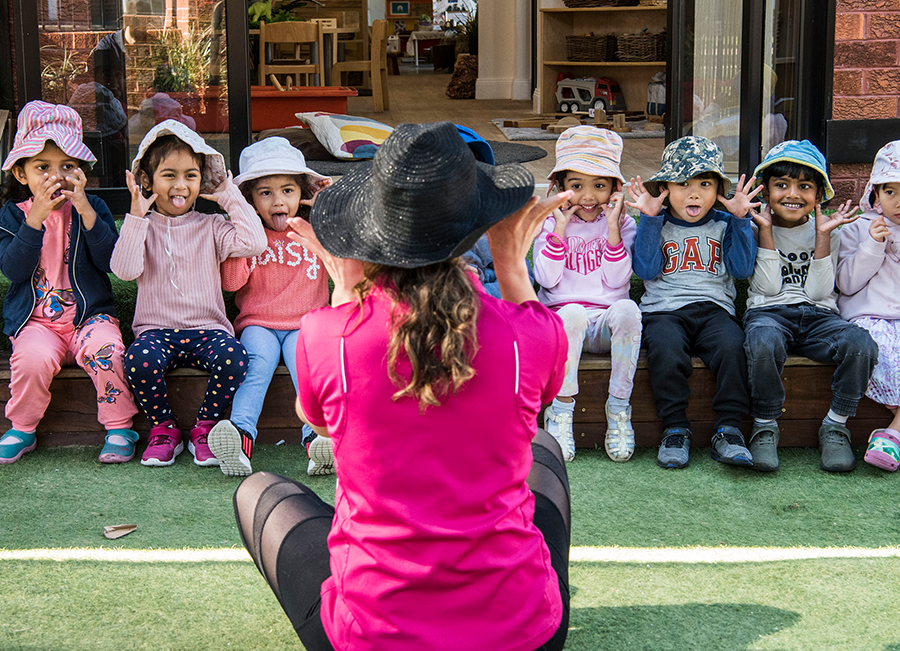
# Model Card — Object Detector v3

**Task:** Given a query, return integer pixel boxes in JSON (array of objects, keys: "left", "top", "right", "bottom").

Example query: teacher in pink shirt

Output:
[{"left": 232, "top": 121, "right": 574, "bottom": 651}]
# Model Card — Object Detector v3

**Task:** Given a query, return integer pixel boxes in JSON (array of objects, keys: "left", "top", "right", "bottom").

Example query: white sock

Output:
[
  {"left": 553, "top": 397, "right": 575, "bottom": 414},
  {"left": 826, "top": 410, "right": 849, "bottom": 425},
  {"left": 754, "top": 418, "right": 777, "bottom": 428}
]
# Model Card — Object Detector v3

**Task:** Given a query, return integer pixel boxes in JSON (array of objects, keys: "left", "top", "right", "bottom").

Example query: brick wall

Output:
[{"left": 830, "top": 0, "right": 900, "bottom": 203}]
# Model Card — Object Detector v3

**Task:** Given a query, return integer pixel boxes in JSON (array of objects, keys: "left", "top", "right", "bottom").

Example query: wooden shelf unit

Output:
[{"left": 539, "top": 4, "right": 667, "bottom": 115}]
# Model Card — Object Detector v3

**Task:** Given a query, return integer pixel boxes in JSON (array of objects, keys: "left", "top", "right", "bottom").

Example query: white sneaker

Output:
[
  {"left": 208, "top": 420, "right": 253, "bottom": 477},
  {"left": 604, "top": 403, "right": 635, "bottom": 462},
  {"left": 307, "top": 434, "right": 335, "bottom": 476},
  {"left": 544, "top": 404, "right": 576, "bottom": 462}
]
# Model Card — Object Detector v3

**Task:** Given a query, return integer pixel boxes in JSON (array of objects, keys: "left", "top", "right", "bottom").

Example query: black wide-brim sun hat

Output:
[{"left": 311, "top": 121, "right": 536, "bottom": 268}]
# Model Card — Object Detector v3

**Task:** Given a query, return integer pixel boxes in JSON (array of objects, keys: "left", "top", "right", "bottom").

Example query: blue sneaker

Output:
[
  {"left": 710, "top": 426, "right": 753, "bottom": 466},
  {"left": 657, "top": 427, "right": 691, "bottom": 469},
  {"left": 0, "top": 429, "right": 37, "bottom": 464}
]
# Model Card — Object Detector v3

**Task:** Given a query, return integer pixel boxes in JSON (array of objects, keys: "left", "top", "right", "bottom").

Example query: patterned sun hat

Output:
[
  {"left": 548, "top": 126, "right": 625, "bottom": 188},
  {"left": 645, "top": 135, "right": 731, "bottom": 196},
  {"left": 2, "top": 100, "right": 97, "bottom": 170},
  {"left": 753, "top": 139, "right": 834, "bottom": 202},
  {"left": 860, "top": 139, "right": 900, "bottom": 212}
]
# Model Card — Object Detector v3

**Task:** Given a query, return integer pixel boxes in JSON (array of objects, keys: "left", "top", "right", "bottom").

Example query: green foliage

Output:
[{"left": 150, "top": 23, "right": 213, "bottom": 93}]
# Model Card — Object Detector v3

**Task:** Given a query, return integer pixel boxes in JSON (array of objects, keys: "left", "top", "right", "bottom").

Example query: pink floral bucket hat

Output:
[
  {"left": 861, "top": 140, "right": 900, "bottom": 212},
  {"left": 2, "top": 100, "right": 97, "bottom": 170}
]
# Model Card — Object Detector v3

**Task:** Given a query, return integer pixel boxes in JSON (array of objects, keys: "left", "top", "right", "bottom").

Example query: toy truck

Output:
[{"left": 555, "top": 76, "right": 626, "bottom": 114}]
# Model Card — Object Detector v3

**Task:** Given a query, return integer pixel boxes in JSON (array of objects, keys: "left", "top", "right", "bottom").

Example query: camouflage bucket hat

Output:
[{"left": 646, "top": 136, "right": 732, "bottom": 196}]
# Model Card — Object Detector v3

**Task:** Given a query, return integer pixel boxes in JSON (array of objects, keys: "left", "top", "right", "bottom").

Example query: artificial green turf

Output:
[{"left": 3, "top": 444, "right": 900, "bottom": 650}]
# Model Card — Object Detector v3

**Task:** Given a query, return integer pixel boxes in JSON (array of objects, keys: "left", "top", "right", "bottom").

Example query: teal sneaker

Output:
[
  {"left": 0, "top": 429, "right": 37, "bottom": 464},
  {"left": 99, "top": 429, "right": 140, "bottom": 464}
]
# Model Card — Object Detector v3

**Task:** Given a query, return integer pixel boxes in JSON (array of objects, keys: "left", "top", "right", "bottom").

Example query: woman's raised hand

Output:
[
  {"left": 487, "top": 190, "right": 573, "bottom": 304},
  {"left": 287, "top": 217, "right": 364, "bottom": 307}
]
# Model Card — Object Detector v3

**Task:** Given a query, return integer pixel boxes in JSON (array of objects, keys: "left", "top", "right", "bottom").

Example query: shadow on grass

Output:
[{"left": 566, "top": 602, "right": 800, "bottom": 651}]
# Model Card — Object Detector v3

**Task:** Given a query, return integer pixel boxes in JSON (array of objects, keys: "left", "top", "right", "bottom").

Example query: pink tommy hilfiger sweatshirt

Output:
[
  {"left": 111, "top": 183, "right": 266, "bottom": 337},
  {"left": 533, "top": 212, "right": 636, "bottom": 310}
]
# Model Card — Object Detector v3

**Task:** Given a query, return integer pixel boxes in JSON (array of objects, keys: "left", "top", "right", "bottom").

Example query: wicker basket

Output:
[
  {"left": 562, "top": 0, "right": 639, "bottom": 7},
  {"left": 616, "top": 31, "right": 666, "bottom": 62},
  {"left": 565, "top": 34, "right": 617, "bottom": 62}
]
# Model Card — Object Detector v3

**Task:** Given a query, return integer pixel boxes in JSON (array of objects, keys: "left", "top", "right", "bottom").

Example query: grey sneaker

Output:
[
  {"left": 710, "top": 426, "right": 753, "bottom": 466},
  {"left": 819, "top": 421, "right": 856, "bottom": 472},
  {"left": 748, "top": 422, "right": 780, "bottom": 472},
  {"left": 657, "top": 427, "right": 691, "bottom": 469}
]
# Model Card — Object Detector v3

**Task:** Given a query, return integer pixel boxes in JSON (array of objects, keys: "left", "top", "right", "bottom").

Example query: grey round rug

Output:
[{"left": 307, "top": 140, "right": 547, "bottom": 176}]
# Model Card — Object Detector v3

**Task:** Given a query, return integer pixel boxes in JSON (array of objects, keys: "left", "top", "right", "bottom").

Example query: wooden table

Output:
[{"left": 250, "top": 25, "right": 358, "bottom": 86}]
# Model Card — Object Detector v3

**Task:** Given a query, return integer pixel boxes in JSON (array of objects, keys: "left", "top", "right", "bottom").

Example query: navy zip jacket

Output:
[{"left": 0, "top": 194, "right": 119, "bottom": 337}]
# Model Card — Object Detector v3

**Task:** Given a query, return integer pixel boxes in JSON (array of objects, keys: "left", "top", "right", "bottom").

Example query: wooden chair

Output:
[
  {"left": 330, "top": 19, "right": 389, "bottom": 112},
  {"left": 258, "top": 20, "right": 325, "bottom": 87}
]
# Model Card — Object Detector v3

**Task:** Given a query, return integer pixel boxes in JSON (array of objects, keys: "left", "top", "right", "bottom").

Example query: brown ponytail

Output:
[{"left": 358, "top": 258, "right": 481, "bottom": 411}]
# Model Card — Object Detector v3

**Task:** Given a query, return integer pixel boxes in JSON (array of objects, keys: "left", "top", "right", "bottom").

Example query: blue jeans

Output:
[
  {"left": 743, "top": 304, "right": 878, "bottom": 420},
  {"left": 230, "top": 326, "right": 300, "bottom": 440}
]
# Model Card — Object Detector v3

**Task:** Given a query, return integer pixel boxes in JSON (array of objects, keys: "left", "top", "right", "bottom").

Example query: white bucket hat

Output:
[
  {"left": 860, "top": 139, "right": 900, "bottom": 212},
  {"left": 234, "top": 136, "right": 328, "bottom": 188},
  {"left": 131, "top": 119, "right": 226, "bottom": 194}
]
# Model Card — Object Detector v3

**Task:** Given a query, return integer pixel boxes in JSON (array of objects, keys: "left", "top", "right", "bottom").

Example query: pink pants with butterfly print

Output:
[{"left": 6, "top": 315, "right": 139, "bottom": 433}]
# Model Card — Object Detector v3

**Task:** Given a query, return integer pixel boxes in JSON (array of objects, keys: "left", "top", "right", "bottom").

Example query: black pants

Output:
[
  {"left": 642, "top": 301, "right": 750, "bottom": 429},
  {"left": 233, "top": 429, "right": 572, "bottom": 651}
]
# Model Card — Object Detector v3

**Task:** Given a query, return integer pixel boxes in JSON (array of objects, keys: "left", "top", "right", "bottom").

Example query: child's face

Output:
[
  {"left": 144, "top": 149, "right": 202, "bottom": 217},
  {"left": 877, "top": 182, "right": 900, "bottom": 224},
  {"left": 665, "top": 176, "right": 718, "bottom": 223},
  {"left": 12, "top": 142, "right": 81, "bottom": 200},
  {"left": 250, "top": 175, "right": 303, "bottom": 231},
  {"left": 763, "top": 175, "right": 820, "bottom": 227},
  {"left": 561, "top": 174, "right": 615, "bottom": 222}
]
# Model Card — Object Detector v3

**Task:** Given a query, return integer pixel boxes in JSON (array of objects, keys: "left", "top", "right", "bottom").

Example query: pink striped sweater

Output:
[{"left": 111, "top": 183, "right": 267, "bottom": 337}]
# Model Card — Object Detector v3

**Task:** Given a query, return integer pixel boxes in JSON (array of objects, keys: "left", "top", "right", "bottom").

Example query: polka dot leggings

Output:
[{"left": 126, "top": 328, "right": 248, "bottom": 427}]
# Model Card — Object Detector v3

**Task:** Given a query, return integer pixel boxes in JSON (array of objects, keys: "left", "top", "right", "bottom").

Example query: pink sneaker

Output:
[
  {"left": 189, "top": 420, "right": 220, "bottom": 467},
  {"left": 864, "top": 429, "right": 900, "bottom": 472},
  {"left": 141, "top": 421, "right": 184, "bottom": 467}
]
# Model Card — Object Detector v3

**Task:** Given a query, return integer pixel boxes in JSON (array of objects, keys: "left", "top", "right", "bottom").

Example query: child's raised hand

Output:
[
  {"left": 126, "top": 170, "right": 156, "bottom": 217},
  {"left": 718, "top": 174, "right": 763, "bottom": 218},
  {"left": 200, "top": 171, "right": 233, "bottom": 204},
  {"left": 869, "top": 214, "right": 890, "bottom": 243},
  {"left": 624, "top": 176, "right": 668, "bottom": 217},
  {"left": 299, "top": 177, "right": 333, "bottom": 210},
  {"left": 27, "top": 173, "right": 67, "bottom": 228},
  {"left": 61, "top": 167, "right": 97, "bottom": 228},
  {"left": 286, "top": 216, "right": 364, "bottom": 307},
  {"left": 605, "top": 191, "right": 625, "bottom": 226},
  {"left": 815, "top": 200, "right": 859, "bottom": 234},
  {"left": 551, "top": 204, "right": 578, "bottom": 238},
  {"left": 748, "top": 203, "right": 774, "bottom": 230}
]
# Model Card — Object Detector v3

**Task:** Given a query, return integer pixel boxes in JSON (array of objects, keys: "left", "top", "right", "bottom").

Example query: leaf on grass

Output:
[{"left": 103, "top": 524, "right": 137, "bottom": 540}]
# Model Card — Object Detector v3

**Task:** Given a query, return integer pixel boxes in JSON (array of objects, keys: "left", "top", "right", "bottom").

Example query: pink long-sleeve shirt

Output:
[
  {"left": 111, "top": 183, "right": 267, "bottom": 337},
  {"left": 533, "top": 212, "right": 636, "bottom": 309}
]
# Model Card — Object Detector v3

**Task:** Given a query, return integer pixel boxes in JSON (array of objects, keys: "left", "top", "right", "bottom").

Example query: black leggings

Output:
[{"left": 233, "top": 429, "right": 572, "bottom": 651}]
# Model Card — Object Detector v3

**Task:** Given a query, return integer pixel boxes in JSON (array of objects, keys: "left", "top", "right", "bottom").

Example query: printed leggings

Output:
[
  {"left": 233, "top": 428, "right": 572, "bottom": 651},
  {"left": 125, "top": 328, "right": 248, "bottom": 427}
]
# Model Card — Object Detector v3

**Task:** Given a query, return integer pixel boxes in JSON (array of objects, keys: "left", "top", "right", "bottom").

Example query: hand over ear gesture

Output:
[
  {"left": 126, "top": 170, "right": 157, "bottom": 218},
  {"left": 624, "top": 176, "right": 668, "bottom": 217},
  {"left": 869, "top": 213, "right": 890, "bottom": 243},
  {"left": 718, "top": 174, "right": 763, "bottom": 218},
  {"left": 815, "top": 200, "right": 859, "bottom": 235}
]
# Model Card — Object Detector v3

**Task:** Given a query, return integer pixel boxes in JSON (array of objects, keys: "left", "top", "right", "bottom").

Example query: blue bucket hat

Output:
[
  {"left": 645, "top": 136, "right": 732, "bottom": 196},
  {"left": 753, "top": 139, "right": 834, "bottom": 202}
]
